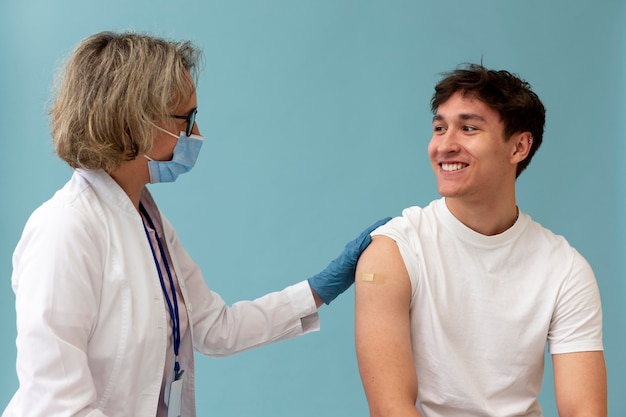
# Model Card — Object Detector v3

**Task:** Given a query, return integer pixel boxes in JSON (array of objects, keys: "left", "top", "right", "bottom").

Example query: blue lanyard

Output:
[{"left": 139, "top": 203, "right": 184, "bottom": 380}]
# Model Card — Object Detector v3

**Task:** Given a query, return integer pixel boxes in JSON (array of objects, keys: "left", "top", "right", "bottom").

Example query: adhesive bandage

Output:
[{"left": 358, "top": 272, "right": 385, "bottom": 284}]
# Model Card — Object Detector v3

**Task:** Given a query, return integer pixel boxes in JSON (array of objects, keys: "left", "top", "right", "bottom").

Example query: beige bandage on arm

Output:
[{"left": 358, "top": 272, "right": 386, "bottom": 284}]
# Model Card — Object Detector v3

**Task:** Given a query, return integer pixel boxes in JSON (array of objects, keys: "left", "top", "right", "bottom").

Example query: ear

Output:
[{"left": 509, "top": 131, "right": 533, "bottom": 164}]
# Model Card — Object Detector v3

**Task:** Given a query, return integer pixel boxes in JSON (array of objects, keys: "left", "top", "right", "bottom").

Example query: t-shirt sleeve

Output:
[{"left": 548, "top": 250, "right": 603, "bottom": 354}]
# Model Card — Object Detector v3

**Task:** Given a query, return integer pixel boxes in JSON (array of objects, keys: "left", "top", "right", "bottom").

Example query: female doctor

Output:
[{"left": 3, "top": 31, "right": 388, "bottom": 417}]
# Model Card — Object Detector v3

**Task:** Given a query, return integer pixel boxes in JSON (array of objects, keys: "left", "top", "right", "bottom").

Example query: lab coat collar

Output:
[{"left": 74, "top": 169, "right": 156, "bottom": 219}]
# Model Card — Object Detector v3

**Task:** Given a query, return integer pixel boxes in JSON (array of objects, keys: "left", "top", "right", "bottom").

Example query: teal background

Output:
[{"left": 1, "top": 0, "right": 624, "bottom": 416}]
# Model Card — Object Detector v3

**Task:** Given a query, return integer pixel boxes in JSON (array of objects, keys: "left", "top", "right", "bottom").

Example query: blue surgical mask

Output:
[{"left": 144, "top": 128, "right": 204, "bottom": 183}]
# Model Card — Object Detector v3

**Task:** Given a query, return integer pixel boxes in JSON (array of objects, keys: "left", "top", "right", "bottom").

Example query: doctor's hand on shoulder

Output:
[{"left": 308, "top": 217, "right": 392, "bottom": 306}]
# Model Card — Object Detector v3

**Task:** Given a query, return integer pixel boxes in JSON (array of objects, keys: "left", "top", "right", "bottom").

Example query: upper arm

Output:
[
  {"left": 355, "top": 235, "right": 421, "bottom": 417},
  {"left": 11, "top": 205, "right": 103, "bottom": 415},
  {"left": 553, "top": 351, "right": 607, "bottom": 417}
]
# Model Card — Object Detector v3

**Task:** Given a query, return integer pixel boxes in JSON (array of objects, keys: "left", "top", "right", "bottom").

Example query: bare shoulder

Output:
[
  {"left": 355, "top": 235, "right": 412, "bottom": 312},
  {"left": 356, "top": 235, "right": 411, "bottom": 293}
]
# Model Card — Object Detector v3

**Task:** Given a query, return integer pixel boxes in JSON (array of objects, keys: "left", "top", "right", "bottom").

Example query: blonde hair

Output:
[{"left": 50, "top": 31, "right": 203, "bottom": 171}]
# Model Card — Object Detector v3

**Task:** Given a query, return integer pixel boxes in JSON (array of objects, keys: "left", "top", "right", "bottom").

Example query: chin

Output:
[{"left": 437, "top": 188, "right": 464, "bottom": 199}]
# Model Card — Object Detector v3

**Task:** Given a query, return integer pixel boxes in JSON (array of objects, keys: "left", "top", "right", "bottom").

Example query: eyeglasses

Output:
[{"left": 169, "top": 107, "right": 197, "bottom": 137}]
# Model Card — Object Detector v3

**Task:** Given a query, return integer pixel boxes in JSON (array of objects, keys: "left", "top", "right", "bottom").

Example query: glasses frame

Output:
[{"left": 169, "top": 107, "right": 197, "bottom": 137}]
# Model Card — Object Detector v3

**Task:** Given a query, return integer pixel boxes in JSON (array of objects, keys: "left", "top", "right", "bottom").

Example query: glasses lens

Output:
[{"left": 187, "top": 109, "right": 197, "bottom": 136}]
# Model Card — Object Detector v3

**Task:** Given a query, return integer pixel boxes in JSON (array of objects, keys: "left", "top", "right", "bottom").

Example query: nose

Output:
[{"left": 433, "top": 129, "right": 460, "bottom": 154}]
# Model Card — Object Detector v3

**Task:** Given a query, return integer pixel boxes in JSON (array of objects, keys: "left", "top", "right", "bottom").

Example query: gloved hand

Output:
[{"left": 307, "top": 217, "right": 392, "bottom": 305}]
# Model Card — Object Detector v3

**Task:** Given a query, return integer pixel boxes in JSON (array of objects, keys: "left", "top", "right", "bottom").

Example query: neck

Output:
[
  {"left": 108, "top": 159, "right": 150, "bottom": 210},
  {"left": 445, "top": 197, "right": 519, "bottom": 236}
]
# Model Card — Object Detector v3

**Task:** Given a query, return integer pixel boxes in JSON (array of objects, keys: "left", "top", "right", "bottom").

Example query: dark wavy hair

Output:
[{"left": 431, "top": 64, "right": 545, "bottom": 177}]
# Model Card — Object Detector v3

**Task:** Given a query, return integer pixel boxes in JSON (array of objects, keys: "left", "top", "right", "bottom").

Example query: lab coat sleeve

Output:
[
  {"left": 162, "top": 218, "right": 320, "bottom": 357},
  {"left": 7, "top": 201, "right": 109, "bottom": 417}
]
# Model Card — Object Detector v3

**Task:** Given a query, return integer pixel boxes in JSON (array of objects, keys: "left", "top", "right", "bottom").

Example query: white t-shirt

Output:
[{"left": 372, "top": 198, "right": 603, "bottom": 417}]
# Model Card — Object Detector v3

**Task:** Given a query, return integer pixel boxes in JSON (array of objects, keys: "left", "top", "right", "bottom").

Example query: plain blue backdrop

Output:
[{"left": 1, "top": 1, "right": 624, "bottom": 416}]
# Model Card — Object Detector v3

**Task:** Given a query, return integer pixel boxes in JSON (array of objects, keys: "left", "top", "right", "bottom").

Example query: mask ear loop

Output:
[
  {"left": 153, "top": 124, "right": 181, "bottom": 140},
  {"left": 143, "top": 123, "right": 182, "bottom": 162}
]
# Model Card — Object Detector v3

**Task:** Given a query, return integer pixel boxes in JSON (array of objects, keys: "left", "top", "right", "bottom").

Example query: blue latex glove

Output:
[{"left": 307, "top": 217, "right": 392, "bottom": 305}]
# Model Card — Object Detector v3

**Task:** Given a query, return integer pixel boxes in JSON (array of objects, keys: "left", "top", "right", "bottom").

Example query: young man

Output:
[{"left": 355, "top": 64, "right": 606, "bottom": 417}]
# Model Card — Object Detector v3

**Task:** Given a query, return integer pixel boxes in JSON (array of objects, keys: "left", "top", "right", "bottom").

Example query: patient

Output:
[{"left": 354, "top": 64, "right": 606, "bottom": 417}]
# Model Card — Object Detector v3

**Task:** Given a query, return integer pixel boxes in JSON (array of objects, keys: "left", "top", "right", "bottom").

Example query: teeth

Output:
[{"left": 442, "top": 163, "right": 466, "bottom": 172}]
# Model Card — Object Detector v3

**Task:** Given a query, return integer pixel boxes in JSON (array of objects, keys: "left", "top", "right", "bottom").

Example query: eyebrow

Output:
[{"left": 433, "top": 113, "right": 487, "bottom": 123}]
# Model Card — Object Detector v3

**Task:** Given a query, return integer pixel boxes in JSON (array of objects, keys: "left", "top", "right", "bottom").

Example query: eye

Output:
[
  {"left": 462, "top": 125, "right": 478, "bottom": 132},
  {"left": 433, "top": 125, "right": 447, "bottom": 134}
]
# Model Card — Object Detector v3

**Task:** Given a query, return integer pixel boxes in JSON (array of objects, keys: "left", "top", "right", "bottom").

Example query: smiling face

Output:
[{"left": 428, "top": 91, "right": 520, "bottom": 206}]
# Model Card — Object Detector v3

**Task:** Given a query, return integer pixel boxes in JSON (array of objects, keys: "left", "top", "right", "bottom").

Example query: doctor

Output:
[{"left": 4, "top": 31, "right": 388, "bottom": 417}]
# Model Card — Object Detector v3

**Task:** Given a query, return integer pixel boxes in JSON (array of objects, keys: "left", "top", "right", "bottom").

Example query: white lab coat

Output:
[{"left": 4, "top": 169, "right": 319, "bottom": 417}]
